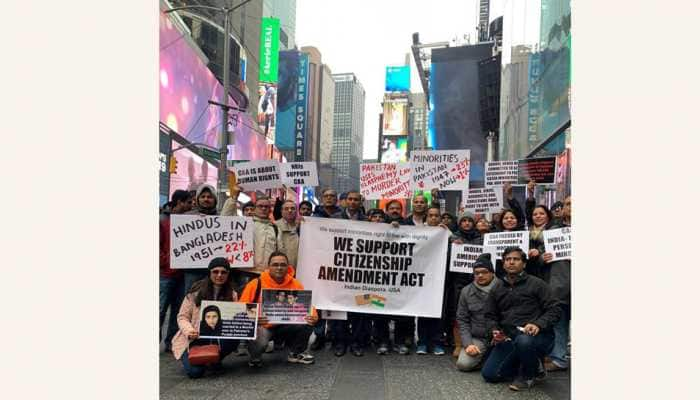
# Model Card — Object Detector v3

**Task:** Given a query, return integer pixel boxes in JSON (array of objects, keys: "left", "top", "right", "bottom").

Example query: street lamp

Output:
[{"left": 164, "top": 0, "right": 252, "bottom": 210}]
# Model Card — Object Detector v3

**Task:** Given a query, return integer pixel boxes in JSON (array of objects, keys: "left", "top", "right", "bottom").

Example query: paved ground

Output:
[{"left": 159, "top": 342, "right": 570, "bottom": 400}]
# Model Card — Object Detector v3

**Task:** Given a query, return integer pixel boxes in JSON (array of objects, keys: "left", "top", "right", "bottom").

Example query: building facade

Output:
[
  {"left": 408, "top": 92, "right": 428, "bottom": 151},
  {"left": 331, "top": 73, "right": 365, "bottom": 193}
]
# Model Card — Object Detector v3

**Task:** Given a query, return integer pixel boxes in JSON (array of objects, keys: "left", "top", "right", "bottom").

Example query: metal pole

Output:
[
  {"left": 218, "top": 7, "right": 232, "bottom": 210},
  {"left": 486, "top": 131, "right": 496, "bottom": 162}
]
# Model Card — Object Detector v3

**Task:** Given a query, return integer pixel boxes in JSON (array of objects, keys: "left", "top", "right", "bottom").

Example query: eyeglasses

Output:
[
  {"left": 210, "top": 269, "right": 229, "bottom": 275},
  {"left": 269, "top": 263, "right": 287, "bottom": 268}
]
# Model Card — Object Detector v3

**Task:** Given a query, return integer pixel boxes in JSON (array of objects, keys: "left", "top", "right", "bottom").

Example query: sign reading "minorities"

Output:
[
  {"left": 170, "top": 215, "right": 255, "bottom": 269},
  {"left": 409, "top": 150, "right": 470, "bottom": 191},
  {"left": 296, "top": 217, "right": 449, "bottom": 318},
  {"left": 359, "top": 163, "right": 412, "bottom": 200}
]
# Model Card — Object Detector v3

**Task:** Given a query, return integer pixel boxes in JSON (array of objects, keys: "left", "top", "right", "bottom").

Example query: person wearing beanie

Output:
[
  {"left": 183, "top": 183, "right": 221, "bottom": 291},
  {"left": 169, "top": 256, "right": 238, "bottom": 379},
  {"left": 455, "top": 253, "right": 501, "bottom": 371},
  {"left": 481, "top": 247, "right": 561, "bottom": 391}
]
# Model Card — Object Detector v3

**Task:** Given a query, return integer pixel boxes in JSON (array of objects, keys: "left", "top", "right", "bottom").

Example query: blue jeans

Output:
[
  {"left": 159, "top": 276, "right": 184, "bottom": 347},
  {"left": 180, "top": 339, "right": 238, "bottom": 379},
  {"left": 482, "top": 331, "right": 555, "bottom": 382},
  {"left": 549, "top": 304, "right": 570, "bottom": 367},
  {"left": 417, "top": 317, "right": 444, "bottom": 348}
]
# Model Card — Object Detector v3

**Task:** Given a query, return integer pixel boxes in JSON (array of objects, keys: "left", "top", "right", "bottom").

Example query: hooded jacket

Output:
[
  {"left": 457, "top": 277, "right": 503, "bottom": 345},
  {"left": 185, "top": 183, "right": 218, "bottom": 215},
  {"left": 238, "top": 268, "right": 318, "bottom": 328},
  {"left": 484, "top": 272, "right": 561, "bottom": 339}
]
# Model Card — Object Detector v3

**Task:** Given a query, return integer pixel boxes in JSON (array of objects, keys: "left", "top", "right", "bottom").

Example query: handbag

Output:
[{"left": 187, "top": 340, "right": 220, "bottom": 366}]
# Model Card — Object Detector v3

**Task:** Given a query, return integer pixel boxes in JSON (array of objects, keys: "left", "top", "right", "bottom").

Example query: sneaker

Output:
[
  {"left": 351, "top": 345, "right": 364, "bottom": 357},
  {"left": 265, "top": 340, "right": 274, "bottom": 353},
  {"left": 509, "top": 377, "right": 535, "bottom": 391},
  {"left": 544, "top": 359, "right": 568, "bottom": 372},
  {"left": 377, "top": 343, "right": 389, "bottom": 355},
  {"left": 399, "top": 344, "right": 411, "bottom": 355},
  {"left": 248, "top": 358, "right": 263, "bottom": 368},
  {"left": 432, "top": 345, "right": 446, "bottom": 355},
  {"left": 416, "top": 345, "right": 428, "bottom": 355},
  {"left": 288, "top": 352, "right": 315, "bottom": 365},
  {"left": 334, "top": 345, "right": 347, "bottom": 357}
]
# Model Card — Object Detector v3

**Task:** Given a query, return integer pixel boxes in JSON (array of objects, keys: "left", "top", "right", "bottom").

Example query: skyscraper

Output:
[{"left": 331, "top": 73, "right": 365, "bottom": 193}]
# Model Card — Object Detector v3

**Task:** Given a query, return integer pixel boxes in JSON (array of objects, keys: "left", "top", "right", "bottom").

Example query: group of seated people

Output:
[{"left": 161, "top": 182, "right": 571, "bottom": 392}]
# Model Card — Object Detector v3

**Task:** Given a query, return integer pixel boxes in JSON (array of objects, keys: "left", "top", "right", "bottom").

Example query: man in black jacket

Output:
[{"left": 481, "top": 247, "right": 561, "bottom": 391}]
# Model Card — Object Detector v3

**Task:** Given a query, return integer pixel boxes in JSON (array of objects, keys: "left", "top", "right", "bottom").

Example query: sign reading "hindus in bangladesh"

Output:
[{"left": 296, "top": 217, "right": 449, "bottom": 318}]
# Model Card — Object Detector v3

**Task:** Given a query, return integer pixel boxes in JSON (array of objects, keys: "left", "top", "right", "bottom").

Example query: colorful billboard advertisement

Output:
[
  {"left": 259, "top": 17, "right": 280, "bottom": 83},
  {"left": 294, "top": 53, "right": 310, "bottom": 161},
  {"left": 169, "top": 140, "right": 219, "bottom": 199},
  {"left": 382, "top": 97, "right": 408, "bottom": 136},
  {"left": 379, "top": 137, "right": 408, "bottom": 163},
  {"left": 385, "top": 66, "right": 410, "bottom": 92},
  {"left": 257, "top": 83, "right": 277, "bottom": 141},
  {"left": 275, "top": 50, "right": 300, "bottom": 150}
]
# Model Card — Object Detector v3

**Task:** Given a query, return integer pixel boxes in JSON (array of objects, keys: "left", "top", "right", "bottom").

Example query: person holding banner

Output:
[
  {"left": 183, "top": 183, "right": 220, "bottom": 292},
  {"left": 416, "top": 206, "right": 449, "bottom": 356},
  {"left": 171, "top": 257, "right": 239, "bottom": 379},
  {"left": 239, "top": 251, "right": 318, "bottom": 367},
  {"left": 542, "top": 195, "right": 571, "bottom": 372},
  {"left": 481, "top": 247, "right": 561, "bottom": 391},
  {"left": 456, "top": 254, "right": 502, "bottom": 371}
]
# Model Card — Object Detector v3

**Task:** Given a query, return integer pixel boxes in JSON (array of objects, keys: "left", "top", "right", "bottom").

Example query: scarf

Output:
[{"left": 474, "top": 277, "right": 497, "bottom": 295}]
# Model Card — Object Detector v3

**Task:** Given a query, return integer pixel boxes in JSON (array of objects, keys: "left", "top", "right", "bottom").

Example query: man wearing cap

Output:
[
  {"left": 481, "top": 247, "right": 561, "bottom": 391},
  {"left": 455, "top": 254, "right": 501, "bottom": 371}
]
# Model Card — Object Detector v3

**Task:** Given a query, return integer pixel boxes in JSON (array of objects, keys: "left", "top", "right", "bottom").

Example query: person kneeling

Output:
[
  {"left": 455, "top": 254, "right": 501, "bottom": 371},
  {"left": 170, "top": 258, "right": 239, "bottom": 379},
  {"left": 238, "top": 251, "right": 318, "bottom": 367}
]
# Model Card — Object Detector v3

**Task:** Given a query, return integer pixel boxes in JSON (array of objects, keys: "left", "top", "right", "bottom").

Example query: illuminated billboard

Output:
[
  {"left": 259, "top": 17, "right": 280, "bottom": 83},
  {"left": 385, "top": 66, "right": 410, "bottom": 92},
  {"left": 257, "top": 83, "right": 277, "bottom": 142},
  {"left": 379, "top": 136, "right": 408, "bottom": 163},
  {"left": 169, "top": 140, "right": 219, "bottom": 199},
  {"left": 382, "top": 97, "right": 408, "bottom": 136}
]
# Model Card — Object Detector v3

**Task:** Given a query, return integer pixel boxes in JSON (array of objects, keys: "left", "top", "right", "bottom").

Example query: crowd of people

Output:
[{"left": 159, "top": 181, "right": 571, "bottom": 391}]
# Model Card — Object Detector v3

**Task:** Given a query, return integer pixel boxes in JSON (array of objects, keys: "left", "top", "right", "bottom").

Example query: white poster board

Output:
[
  {"left": 483, "top": 231, "right": 529, "bottom": 264},
  {"left": 449, "top": 243, "right": 484, "bottom": 274},
  {"left": 170, "top": 215, "right": 255, "bottom": 269},
  {"left": 543, "top": 227, "right": 572, "bottom": 262},
  {"left": 462, "top": 187, "right": 504, "bottom": 214},
  {"left": 280, "top": 162, "right": 319, "bottom": 187},
  {"left": 409, "top": 150, "right": 470, "bottom": 191},
  {"left": 485, "top": 161, "right": 519, "bottom": 187},
  {"left": 296, "top": 217, "right": 449, "bottom": 318},
  {"left": 359, "top": 163, "right": 412, "bottom": 200},
  {"left": 232, "top": 160, "right": 283, "bottom": 191}
]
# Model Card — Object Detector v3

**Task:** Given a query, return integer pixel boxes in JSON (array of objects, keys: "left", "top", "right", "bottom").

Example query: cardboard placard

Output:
[
  {"left": 462, "top": 187, "right": 504, "bottom": 214},
  {"left": 360, "top": 163, "right": 412, "bottom": 200},
  {"left": 449, "top": 244, "right": 484, "bottom": 274},
  {"left": 280, "top": 162, "right": 319, "bottom": 187},
  {"left": 485, "top": 160, "right": 519, "bottom": 187},
  {"left": 409, "top": 150, "right": 470, "bottom": 191},
  {"left": 232, "top": 160, "right": 283, "bottom": 190},
  {"left": 543, "top": 227, "right": 572, "bottom": 262}
]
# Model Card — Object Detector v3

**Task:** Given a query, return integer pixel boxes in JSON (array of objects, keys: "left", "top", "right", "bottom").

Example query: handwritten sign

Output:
[
  {"left": 543, "top": 227, "right": 572, "bottom": 261},
  {"left": 280, "top": 162, "right": 319, "bottom": 187},
  {"left": 409, "top": 150, "right": 470, "bottom": 191},
  {"left": 170, "top": 215, "right": 254, "bottom": 269},
  {"left": 360, "top": 163, "right": 412, "bottom": 200},
  {"left": 449, "top": 244, "right": 484, "bottom": 274},
  {"left": 485, "top": 161, "right": 519, "bottom": 187},
  {"left": 232, "top": 160, "right": 283, "bottom": 190},
  {"left": 462, "top": 187, "right": 504, "bottom": 214}
]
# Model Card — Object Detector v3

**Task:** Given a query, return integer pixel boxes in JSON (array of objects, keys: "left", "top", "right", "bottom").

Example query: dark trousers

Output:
[
  {"left": 159, "top": 276, "right": 185, "bottom": 347},
  {"left": 180, "top": 339, "right": 239, "bottom": 379},
  {"left": 482, "top": 331, "right": 555, "bottom": 382},
  {"left": 372, "top": 315, "right": 391, "bottom": 345},
  {"left": 394, "top": 316, "right": 416, "bottom": 345},
  {"left": 248, "top": 324, "right": 313, "bottom": 359},
  {"left": 331, "top": 313, "right": 372, "bottom": 348},
  {"left": 417, "top": 317, "right": 444, "bottom": 348}
]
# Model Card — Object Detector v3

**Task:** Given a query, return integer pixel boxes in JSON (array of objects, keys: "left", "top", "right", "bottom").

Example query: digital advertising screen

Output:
[
  {"left": 382, "top": 98, "right": 408, "bottom": 136},
  {"left": 385, "top": 66, "right": 410, "bottom": 92},
  {"left": 169, "top": 139, "right": 219, "bottom": 199},
  {"left": 379, "top": 136, "right": 408, "bottom": 163}
]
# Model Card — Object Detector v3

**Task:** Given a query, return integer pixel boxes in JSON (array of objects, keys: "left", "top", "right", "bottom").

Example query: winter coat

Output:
[
  {"left": 484, "top": 272, "right": 561, "bottom": 339},
  {"left": 247, "top": 216, "right": 278, "bottom": 274},
  {"left": 275, "top": 218, "right": 299, "bottom": 268},
  {"left": 341, "top": 208, "right": 367, "bottom": 221},
  {"left": 159, "top": 212, "right": 181, "bottom": 279},
  {"left": 457, "top": 279, "right": 503, "bottom": 345},
  {"left": 220, "top": 197, "right": 238, "bottom": 216},
  {"left": 401, "top": 213, "right": 426, "bottom": 226},
  {"left": 170, "top": 287, "right": 238, "bottom": 360},
  {"left": 543, "top": 220, "right": 571, "bottom": 305},
  {"left": 185, "top": 183, "right": 219, "bottom": 216},
  {"left": 238, "top": 268, "right": 318, "bottom": 328},
  {"left": 312, "top": 205, "right": 344, "bottom": 219}
]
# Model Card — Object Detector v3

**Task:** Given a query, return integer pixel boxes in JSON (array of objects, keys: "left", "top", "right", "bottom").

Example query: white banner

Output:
[
  {"left": 409, "top": 150, "right": 470, "bottom": 191},
  {"left": 280, "top": 162, "right": 319, "bottom": 187},
  {"left": 359, "top": 163, "right": 412, "bottom": 200},
  {"left": 543, "top": 227, "right": 572, "bottom": 262},
  {"left": 296, "top": 217, "right": 449, "bottom": 318},
  {"left": 449, "top": 243, "right": 484, "bottom": 274},
  {"left": 232, "top": 160, "right": 282, "bottom": 191},
  {"left": 462, "top": 187, "right": 504, "bottom": 215},
  {"left": 485, "top": 161, "right": 519, "bottom": 187},
  {"left": 483, "top": 231, "right": 529, "bottom": 264},
  {"left": 170, "top": 215, "right": 255, "bottom": 269}
]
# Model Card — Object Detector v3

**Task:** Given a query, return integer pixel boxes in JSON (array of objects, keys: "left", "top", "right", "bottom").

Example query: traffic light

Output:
[{"left": 169, "top": 156, "right": 178, "bottom": 174}]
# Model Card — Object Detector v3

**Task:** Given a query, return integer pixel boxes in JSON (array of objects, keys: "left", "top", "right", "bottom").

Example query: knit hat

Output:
[
  {"left": 472, "top": 253, "right": 494, "bottom": 273},
  {"left": 208, "top": 257, "right": 231, "bottom": 272},
  {"left": 459, "top": 211, "right": 475, "bottom": 222}
]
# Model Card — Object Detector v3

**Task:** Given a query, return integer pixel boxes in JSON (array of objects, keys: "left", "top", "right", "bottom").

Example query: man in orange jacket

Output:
[{"left": 239, "top": 251, "right": 318, "bottom": 367}]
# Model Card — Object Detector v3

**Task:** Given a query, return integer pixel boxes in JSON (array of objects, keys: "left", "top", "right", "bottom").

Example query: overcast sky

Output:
[{"left": 296, "top": 0, "right": 500, "bottom": 160}]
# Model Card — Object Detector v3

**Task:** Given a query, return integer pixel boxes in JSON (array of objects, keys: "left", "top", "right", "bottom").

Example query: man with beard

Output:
[{"left": 183, "top": 183, "right": 219, "bottom": 291}]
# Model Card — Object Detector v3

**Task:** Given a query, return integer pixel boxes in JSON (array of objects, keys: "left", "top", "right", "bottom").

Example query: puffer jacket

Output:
[
  {"left": 457, "top": 279, "right": 503, "bottom": 345},
  {"left": 484, "top": 272, "right": 561, "bottom": 339}
]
